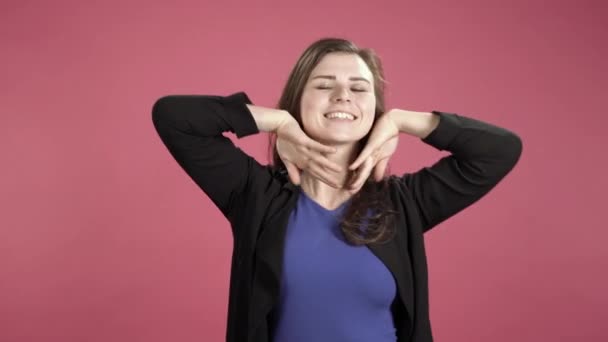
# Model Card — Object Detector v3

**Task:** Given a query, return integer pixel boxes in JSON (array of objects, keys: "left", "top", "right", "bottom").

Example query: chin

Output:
[
  {"left": 318, "top": 136, "right": 363, "bottom": 146},
  {"left": 307, "top": 127, "right": 367, "bottom": 145}
]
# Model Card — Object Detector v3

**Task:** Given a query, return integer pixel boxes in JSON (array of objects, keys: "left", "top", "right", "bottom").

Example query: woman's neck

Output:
[{"left": 299, "top": 143, "right": 359, "bottom": 210}]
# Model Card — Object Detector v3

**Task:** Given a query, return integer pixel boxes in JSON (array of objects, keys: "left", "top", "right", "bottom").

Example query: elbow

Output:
[
  {"left": 491, "top": 132, "right": 523, "bottom": 178},
  {"left": 504, "top": 132, "right": 523, "bottom": 167},
  {"left": 151, "top": 96, "right": 173, "bottom": 125},
  {"left": 152, "top": 96, "right": 187, "bottom": 136}
]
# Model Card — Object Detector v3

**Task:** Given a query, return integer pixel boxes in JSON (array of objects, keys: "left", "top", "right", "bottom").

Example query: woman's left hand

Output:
[{"left": 347, "top": 111, "right": 400, "bottom": 193}]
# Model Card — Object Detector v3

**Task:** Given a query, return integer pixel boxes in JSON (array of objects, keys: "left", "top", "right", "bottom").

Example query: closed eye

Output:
[{"left": 315, "top": 86, "right": 368, "bottom": 92}]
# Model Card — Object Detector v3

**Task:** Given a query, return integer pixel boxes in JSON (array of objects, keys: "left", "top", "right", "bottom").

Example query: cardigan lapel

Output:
[
  {"left": 367, "top": 234, "right": 415, "bottom": 328},
  {"left": 249, "top": 183, "right": 300, "bottom": 338}
]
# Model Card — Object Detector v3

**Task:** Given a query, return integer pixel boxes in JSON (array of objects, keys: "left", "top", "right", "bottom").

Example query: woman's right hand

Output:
[{"left": 275, "top": 118, "right": 344, "bottom": 188}]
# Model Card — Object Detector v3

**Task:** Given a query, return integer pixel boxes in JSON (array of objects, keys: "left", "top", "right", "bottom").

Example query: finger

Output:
[
  {"left": 349, "top": 157, "right": 374, "bottom": 191},
  {"left": 310, "top": 153, "right": 343, "bottom": 173},
  {"left": 308, "top": 160, "right": 342, "bottom": 188},
  {"left": 284, "top": 161, "right": 301, "bottom": 185},
  {"left": 349, "top": 145, "right": 376, "bottom": 171},
  {"left": 305, "top": 138, "right": 337, "bottom": 155},
  {"left": 347, "top": 165, "right": 368, "bottom": 194},
  {"left": 310, "top": 169, "right": 340, "bottom": 188}
]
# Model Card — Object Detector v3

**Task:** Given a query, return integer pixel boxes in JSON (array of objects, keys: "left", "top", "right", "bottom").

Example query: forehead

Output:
[{"left": 309, "top": 53, "right": 373, "bottom": 80}]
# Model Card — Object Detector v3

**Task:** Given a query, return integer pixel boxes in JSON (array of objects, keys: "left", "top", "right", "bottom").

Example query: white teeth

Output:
[{"left": 324, "top": 112, "right": 355, "bottom": 120}]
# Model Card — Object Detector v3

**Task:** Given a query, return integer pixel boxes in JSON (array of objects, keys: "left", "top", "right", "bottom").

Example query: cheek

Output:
[
  {"left": 300, "top": 93, "right": 312, "bottom": 117},
  {"left": 300, "top": 93, "right": 325, "bottom": 127},
  {"left": 360, "top": 98, "right": 376, "bottom": 123},
  {"left": 299, "top": 95, "right": 319, "bottom": 132},
  {"left": 301, "top": 92, "right": 322, "bottom": 112},
  {"left": 363, "top": 117, "right": 375, "bottom": 133}
]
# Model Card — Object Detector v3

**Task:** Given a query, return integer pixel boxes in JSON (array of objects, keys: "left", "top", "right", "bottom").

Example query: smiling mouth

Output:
[{"left": 323, "top": 112, "right": 357, "bottom": 120}]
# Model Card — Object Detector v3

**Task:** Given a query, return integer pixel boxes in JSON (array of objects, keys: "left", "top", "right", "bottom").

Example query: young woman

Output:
[{"left": 152, "top": 37, "right": 522, "bottom": 342}]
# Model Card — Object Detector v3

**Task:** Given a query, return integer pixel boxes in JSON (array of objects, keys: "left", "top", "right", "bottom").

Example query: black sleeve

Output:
[
  {"left": 151, "top": 92, "right": 272, "bottom": 226},
  {"left": 398, "top": 111, "right": 523, "bottom": 233}
]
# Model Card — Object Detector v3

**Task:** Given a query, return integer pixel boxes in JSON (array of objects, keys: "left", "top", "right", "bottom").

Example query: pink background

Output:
[{"left": 2, "top": 0, "right": 607, "bottom": 341}]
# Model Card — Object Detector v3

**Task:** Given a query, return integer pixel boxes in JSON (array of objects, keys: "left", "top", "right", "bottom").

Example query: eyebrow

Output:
[{"left": 310, "top": 75, "right": 371, "bottom": 84}]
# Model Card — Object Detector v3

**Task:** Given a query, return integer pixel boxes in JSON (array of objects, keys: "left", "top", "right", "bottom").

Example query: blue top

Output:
[{"left": 271, "top": 190, "right": 397, "bottom": 342}]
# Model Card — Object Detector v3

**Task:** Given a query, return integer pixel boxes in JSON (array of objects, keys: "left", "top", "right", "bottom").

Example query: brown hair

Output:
[{"left": 269, "top": 37, "right": 397, "bottom": 245}]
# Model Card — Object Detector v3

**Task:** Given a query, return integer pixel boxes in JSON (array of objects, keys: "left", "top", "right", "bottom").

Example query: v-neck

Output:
[{"left": 298, "top": 188, "right": 352, "bottom": 214}]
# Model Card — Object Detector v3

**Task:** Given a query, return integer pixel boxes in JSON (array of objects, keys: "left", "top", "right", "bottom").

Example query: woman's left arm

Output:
[
  {"left": 395, "top": 110, "right": 523, "bottom": 232},
  {"left": 389, "top": 109, "right": 440, "bottom": 139},
  {"left": 349, "top": 109, "right": 523, "bottom": 232}
]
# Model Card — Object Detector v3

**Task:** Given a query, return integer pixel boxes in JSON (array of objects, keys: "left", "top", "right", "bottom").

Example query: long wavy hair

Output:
[{"left": 269, "top": 37, "right": 397, "bottom": 245}]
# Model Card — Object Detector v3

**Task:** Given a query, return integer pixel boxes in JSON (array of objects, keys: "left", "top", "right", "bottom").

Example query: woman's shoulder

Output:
[{"left": 249, "top": 163, "right": 299, "bottom": 197}]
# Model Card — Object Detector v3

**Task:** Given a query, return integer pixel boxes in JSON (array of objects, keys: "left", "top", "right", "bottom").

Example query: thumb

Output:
[
  {"left": 284, "top": 161, "right": 301, "bottom": 185},
  {"left": 349, "top": 144, "right": 375, "bottom": 171}
]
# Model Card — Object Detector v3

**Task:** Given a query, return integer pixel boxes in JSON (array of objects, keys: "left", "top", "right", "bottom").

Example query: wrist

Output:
[
  {"left": 389, "top": 109, "right": 439, "bottom": 139},
  {"left": 248, "top": 105, "right": 293, "bottom": 132}
]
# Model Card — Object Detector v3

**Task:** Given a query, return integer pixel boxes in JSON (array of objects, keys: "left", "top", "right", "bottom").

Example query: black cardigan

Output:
[{"left": 151, "top": 92, "right": 522, "bottom": 342}]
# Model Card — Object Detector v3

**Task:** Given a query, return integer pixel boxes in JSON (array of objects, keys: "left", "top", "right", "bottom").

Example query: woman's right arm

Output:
[
  {"left": 152, "top": 91, "right": 343, "bottom": 224},
  {"left": 151, "top": 92, "right": 287, "bottom": 223}
]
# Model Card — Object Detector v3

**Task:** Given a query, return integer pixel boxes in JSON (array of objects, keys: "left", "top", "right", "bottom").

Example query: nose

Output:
[{"left": 331, "top": 87, "right": 351, "bottom": 103}]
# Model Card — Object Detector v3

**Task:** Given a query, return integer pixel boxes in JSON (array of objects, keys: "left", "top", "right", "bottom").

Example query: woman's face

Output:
[{"left": 300, "top": 52, "right": 376, "bottom": 146}]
